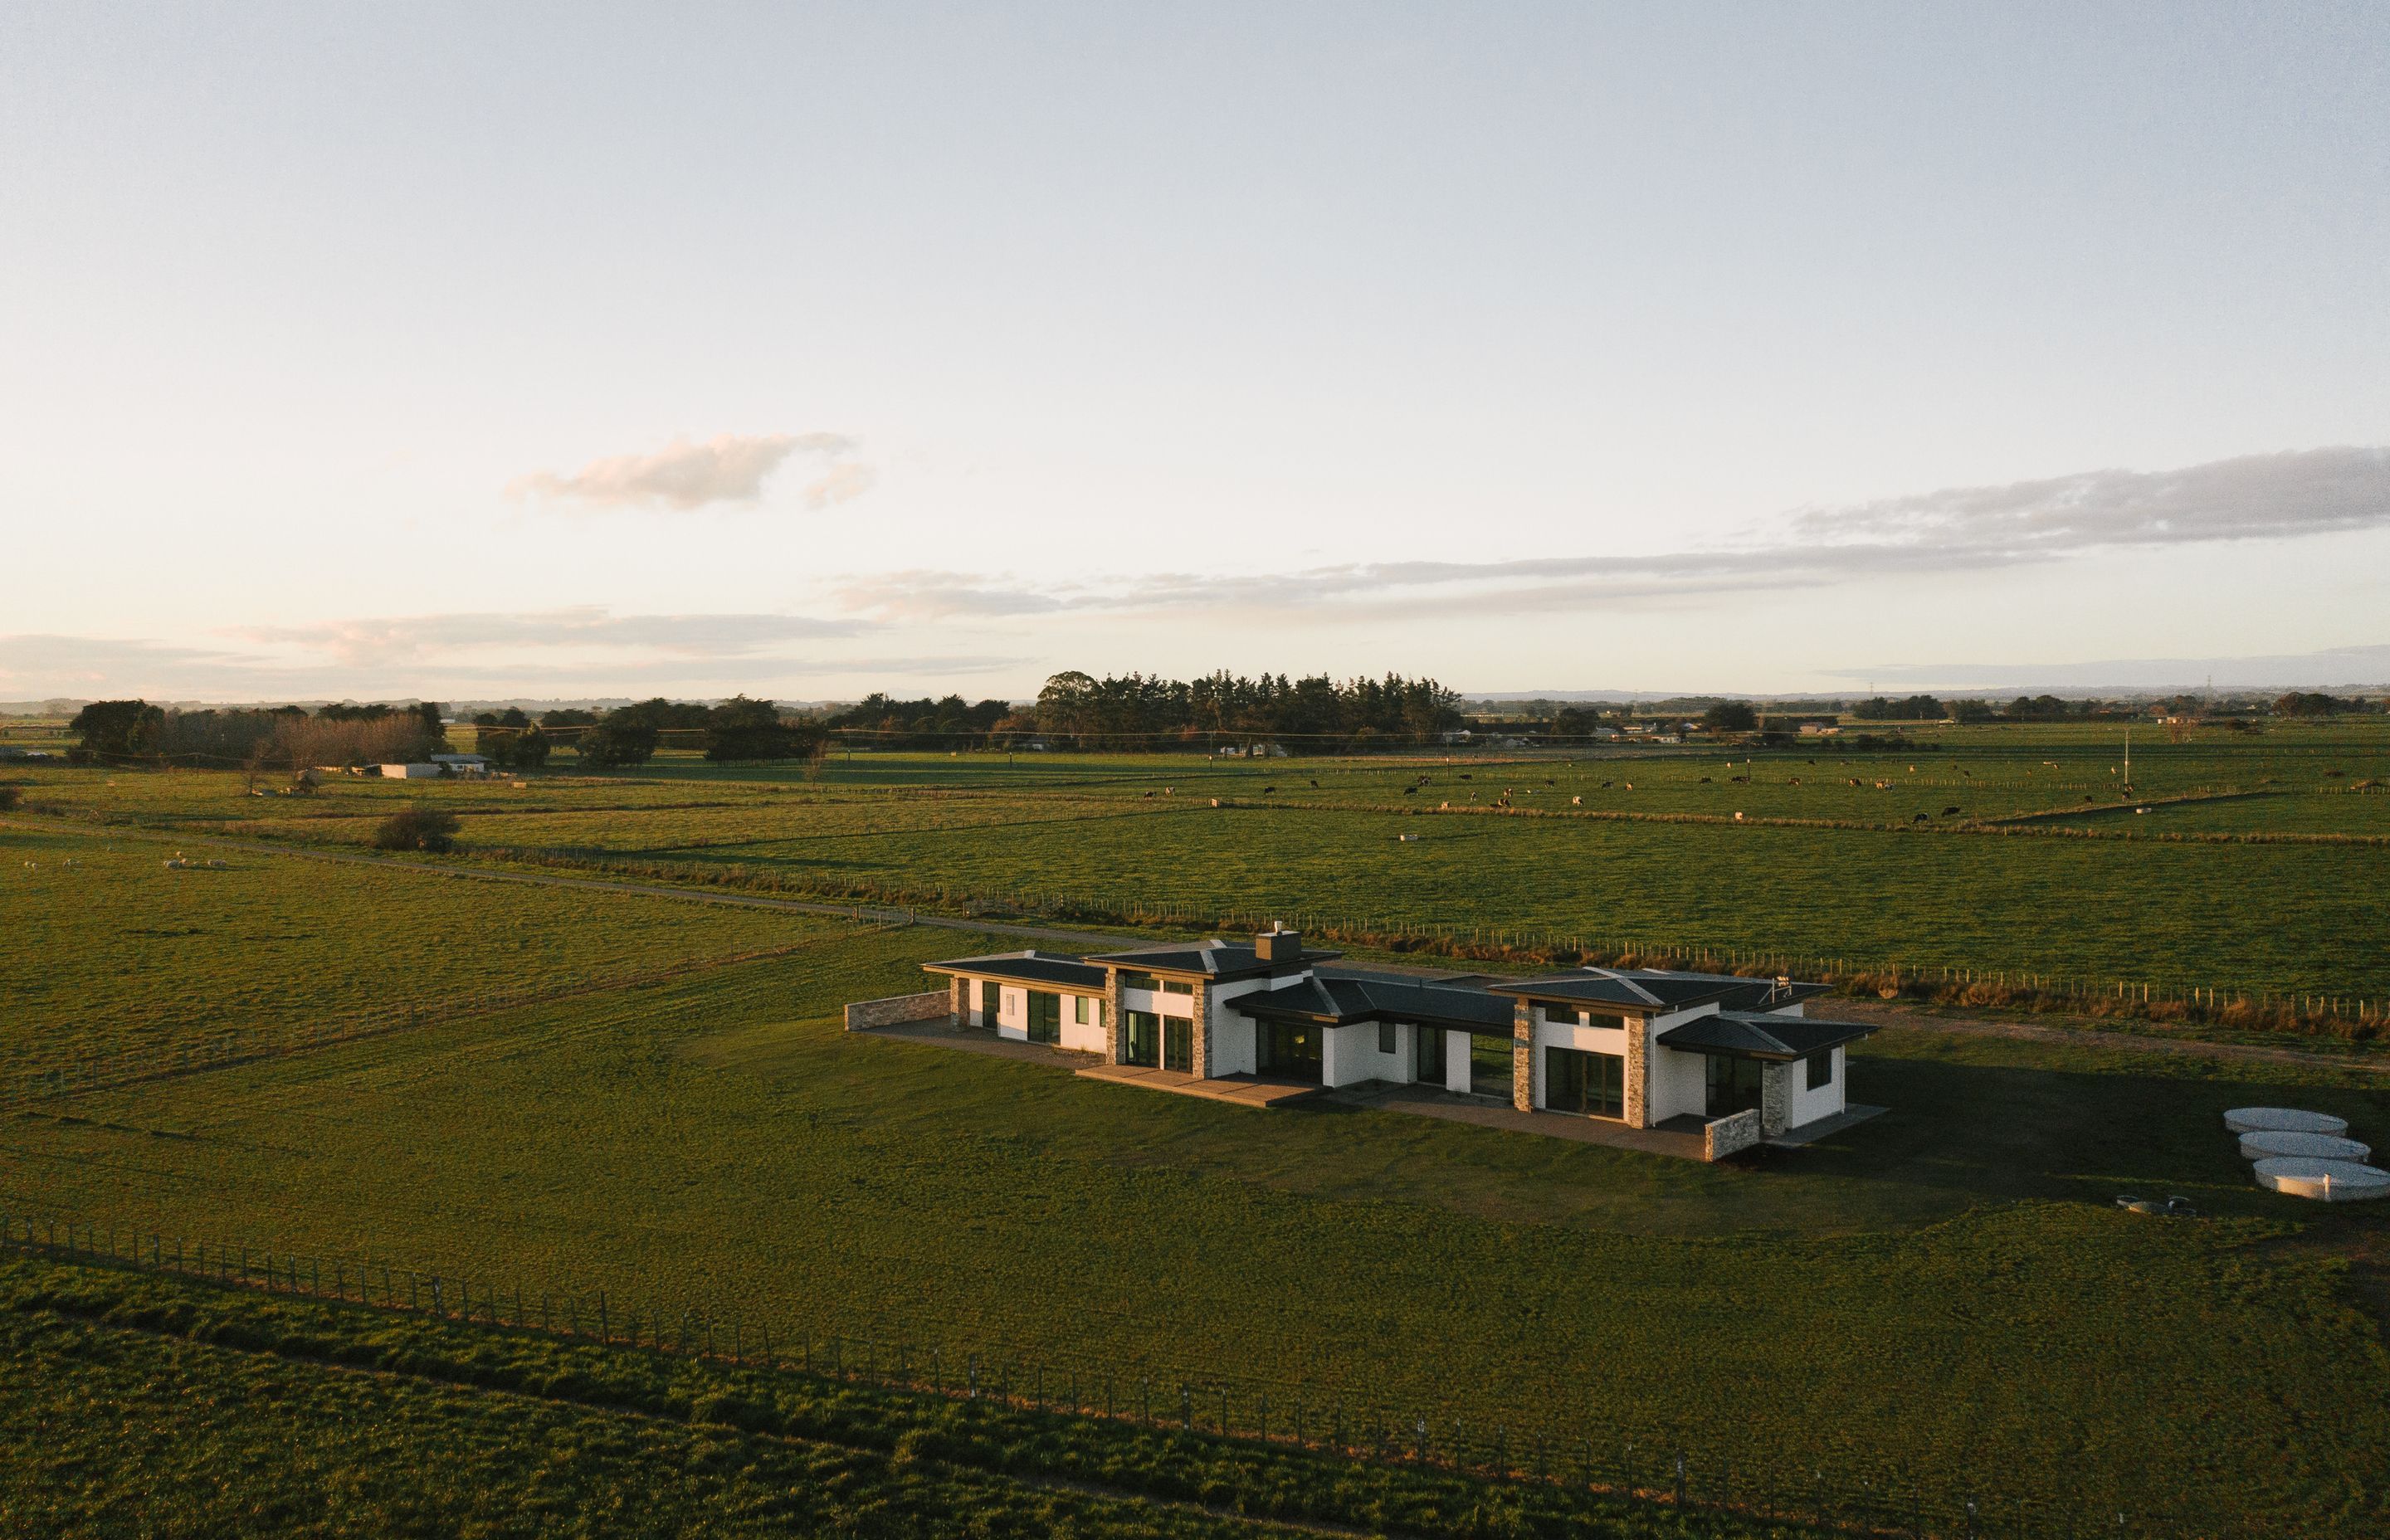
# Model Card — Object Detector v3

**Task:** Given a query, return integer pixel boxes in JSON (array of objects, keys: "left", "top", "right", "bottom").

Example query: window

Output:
[
  {"left": 1378, "top": 1021, "right": 1397, "bottom": 1055},
  {"left": 1124, "top": 1011, "right": 1161, "bottom": 1067},
  {"left": 1806, "top": 1049, "right": 1834, "bottom": 1090},
  {"left": 1163, "top": 1017, "right": 1193, "bottom": 1072},
  {"left": 1705, "top": 1055, "right": 1763, "bottom": 1118},
  {"left": 1586, "top": 1011, "right": 1629, "bottom": 1031},
  {"left": 1026, "top": 991, "right": 1061, "bottom": 1045},
  {"left": 1117, "top": 971, "right": 1163, "bottom": 992},
  {"left": 1544, "top": 1004, "right": 1581, "bottom": 1027},
  {"left": 1545, "top": 1047, "right": 1624, "bottom": 1118},
  {"left": 1161, "top": 979, "right": 1195, "bottom": 997}
]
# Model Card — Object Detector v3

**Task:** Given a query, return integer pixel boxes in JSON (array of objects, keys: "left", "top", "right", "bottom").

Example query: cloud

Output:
[
  {"left": 824, "top": 446, "right": 2390, "bottom": 625},
  {"left": 508, "top": 431, "right": 865, "bottom": 511},
  {"left": 801, "top": 460, "right": 878, "bottom": 510},
  {"left": 1787, "top": 446, "right": 2390, "bottom": 554}
]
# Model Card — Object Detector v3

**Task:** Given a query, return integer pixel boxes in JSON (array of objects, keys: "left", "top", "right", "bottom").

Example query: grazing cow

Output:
[
  {"left": 1263, "top": 786, "right": 1275, "bottom": 795},
  {"left": 1789, "top": 777, "right": 1802, "bottom": 786},
  {"left": 1460, "top": 773, "right": 1472, "bottom": 780},
  {"left": 1942, "top": 805, "right": 1960, "bottom": 816},
  {"left": 1700, "top": 776, "right": 1712, "bottom": 784},
  {"left": 1310, "top": 778, "right": 1319, "bottom": 787},
  {"left": 1141, "top": 790, "right": 1154, "bottom": 798},
  {"left": 1403, "top": 787, "right": 1415, "bottom": 796},
  {"left": 1571, "top": 794, "right": 1582, "bottom": 806},
  {"left": 1912, "top": 812, "right": 1929, "bottom": 822},
  {"left": 1600, "top": 780, "right": 1612, "bottom": 788}
]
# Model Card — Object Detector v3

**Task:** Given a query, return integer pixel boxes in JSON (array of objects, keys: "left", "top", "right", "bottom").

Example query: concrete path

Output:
[
  {"left": 1075, "top": 1064, "right": 1328, "bottom": 1107},
  {"left": 855, "top": 1018, "right": 1101, "bottom": 1070}
]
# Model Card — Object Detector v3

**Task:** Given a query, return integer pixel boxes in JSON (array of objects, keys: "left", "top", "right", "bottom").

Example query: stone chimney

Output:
[{"left": 1254, "top": 924, "right": 1302, "bottom": 963}]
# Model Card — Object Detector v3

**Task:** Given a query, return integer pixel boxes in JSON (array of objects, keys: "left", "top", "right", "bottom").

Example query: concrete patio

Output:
[{"left": 1074, "top": 1063, "right": 1331, "bottom": 1107}]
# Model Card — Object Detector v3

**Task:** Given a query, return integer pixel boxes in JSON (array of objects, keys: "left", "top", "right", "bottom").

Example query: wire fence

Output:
[{"left": 0, "top": 1212, "right": 2268, "bottom": 1539}]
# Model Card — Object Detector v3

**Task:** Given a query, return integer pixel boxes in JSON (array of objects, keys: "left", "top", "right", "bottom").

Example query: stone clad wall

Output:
[
  {"left": 1760, "top": 1062, "right": 1791, "bottom": 1136},
  {"left": 1190, "top": 981, "right": 1211, "bottom": 1077},
  {"left": 1704, "top": 1109, "right": 1762, "bottom": 1161},
  {"left": 844, "top": 991, "right": 954, "bottom": 1031},
  {"left": 1510, "top": 1000, "right": 1534, "bottom": 1112},
  {"left": 1104, "top": 970, "right": 1125, "bottom": 1062},
  {"left": 1623, "top": 1017, "right": 1649, "bottom": 1128}
]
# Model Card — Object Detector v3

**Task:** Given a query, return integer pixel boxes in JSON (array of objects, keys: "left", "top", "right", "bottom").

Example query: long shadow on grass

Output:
[{"left": 1797, "top": 1050, "right": 2390, "bottom": 1221}]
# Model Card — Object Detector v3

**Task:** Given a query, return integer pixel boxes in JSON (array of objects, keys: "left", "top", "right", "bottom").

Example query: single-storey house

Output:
[{"left": 920, "top": 927, "right": 1872, "bottom": 1148}]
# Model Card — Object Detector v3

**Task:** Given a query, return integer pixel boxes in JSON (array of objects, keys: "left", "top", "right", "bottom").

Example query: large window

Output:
[
  {"left": 1124, "top": 1010, "right": 1162, "bottom": 1067},
  {"left": 1164, "top": 1017, "right": 1193, "bottom": 1072},
  {"left": 1805, "top": 1049, "right": 1834, "bottom": 1090},
  {"left": 1469, "top": 1035, "right": 1514, "bottom": 1099},
  {"left": 1258, "top": 1021, "right": 1322, "bottom": 1083},
  {"left": 1026, "top": 990, "right": 1061, "bottom": 1045},
  {"left": 1545, "top": 1047, "right": 1624, "bottom": 1118},
  {"left": 1117, "top": 971, "right": 1163, "bottom": 992},
  {"left": 1705, "top": 1055, "right": 1763, "bottom": 1118}
]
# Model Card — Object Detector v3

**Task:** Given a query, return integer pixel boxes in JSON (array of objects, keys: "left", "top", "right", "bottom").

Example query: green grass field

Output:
[
  {"left": 3, "top": 888, "right": 2387, "bottom": 1533},
  {"left": 6, "top": 725, "right": 2389, "bottom": 1534}
]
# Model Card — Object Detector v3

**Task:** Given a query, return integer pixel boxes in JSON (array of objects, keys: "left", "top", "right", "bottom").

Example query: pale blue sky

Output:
[{"left": 3, "top": 3, "right": 2386, "bottom": 699}]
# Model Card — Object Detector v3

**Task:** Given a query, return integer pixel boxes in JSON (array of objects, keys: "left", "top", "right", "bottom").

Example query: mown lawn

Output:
[{"left": 6, "top": 921, "right": 2387, "bottom": 1533}]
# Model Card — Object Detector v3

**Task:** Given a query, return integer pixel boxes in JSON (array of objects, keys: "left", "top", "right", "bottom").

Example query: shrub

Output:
[{"left": 372, "top": 807, "right": 461, "bottom": 853}]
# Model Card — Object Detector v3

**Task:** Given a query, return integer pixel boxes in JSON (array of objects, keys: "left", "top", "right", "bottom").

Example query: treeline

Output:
[
  {"left": 66, "top": 700, "right": 456, "bottom": 768},
  {"left": 546, "top": 696, "right": 825, "bottom": 768},
  {"left": 1029, "top": 670, "right": 1462, "bottom": 750}
]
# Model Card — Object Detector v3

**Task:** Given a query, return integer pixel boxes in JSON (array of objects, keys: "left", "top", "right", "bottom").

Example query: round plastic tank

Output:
[
  {"left": 2251, "top": 1157, "right": 2390, "bottom": 1201},
  {"left": 2222, "top": 1107, "right": 2350, "bottom": 1137},
  {"left": 2238, "top": 1130, "right": 2372, "bottom": 1162}
]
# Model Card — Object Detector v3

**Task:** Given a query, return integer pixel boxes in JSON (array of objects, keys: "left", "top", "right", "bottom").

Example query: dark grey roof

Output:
[
  {"left": 1656, "top": 1011, "right": 1874, "bottom": 1061},
  {"left": 922, "top": 950, "right": 1108, "bottom": 991},
  {"left": 1229, "top": 968, "right": 1518, "bottom": 1036},
  {"left": 1086, "top": 938, "right": 1340, "bottom": 980},
  {"left": 1489, "top": 967, "right": 1832, "bottom": 1014}
]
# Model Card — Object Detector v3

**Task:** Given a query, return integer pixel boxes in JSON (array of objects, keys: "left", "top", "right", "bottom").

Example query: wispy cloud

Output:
[
  {"left": 827, "top": 446, "right": 2390, "bottom": 623},
  {"left": 507, "top": 431, "right": 866, "bottom": 511},
  {"left": 1786, "top": 446, "right": 2390, "bottom": 554}
]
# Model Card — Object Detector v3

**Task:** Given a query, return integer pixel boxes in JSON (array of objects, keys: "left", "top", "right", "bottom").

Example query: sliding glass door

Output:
[
  {"left": 1414, "top": 1025, "right": 1447, "bottom": 1085},
  {"left": 1256, "top": 1022, "right": 1322, "bottom": 1083},
  {"left": 1163, "top": 1017, "right": 1193, "bottom": 1072},
  {"left": 1705, "top": 1055, "right": 1763, "bottom": 1118},
  {"left": 1545, "top": 1046, "right": 1624, "bottom": 1118},
  {"left": 1025, "top": 990, "right": 1061, "bottom": 1045}
]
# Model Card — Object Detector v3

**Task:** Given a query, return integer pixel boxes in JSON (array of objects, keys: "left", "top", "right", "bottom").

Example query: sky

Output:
[{"left": 2, "top": 2, "right": 2387, "bottom": 704}]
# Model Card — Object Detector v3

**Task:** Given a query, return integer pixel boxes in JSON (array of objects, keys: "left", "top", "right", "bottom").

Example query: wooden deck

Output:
[{"left": 1073, "top": 1064, "right": 1330, "bottom": 1108}]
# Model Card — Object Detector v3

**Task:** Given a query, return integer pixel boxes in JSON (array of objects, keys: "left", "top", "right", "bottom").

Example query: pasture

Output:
[
  {"left": 5, "top": 721, "right": 2389, "bottom": 1533},
  {"left": 2, "top": 872, "right": 2387, "bottom": 1532}
]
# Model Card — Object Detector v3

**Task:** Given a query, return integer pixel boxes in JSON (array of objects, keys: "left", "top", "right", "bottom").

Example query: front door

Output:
[
  {"left": 1124, "top": 1010, "right": 1161, "bottom": 1068},
  {"left": 978, "top": 979, "right": 1000, "bottom": 1029},
  {"left": 1705, "top": 1055, "right": 1763, "bottom": 1118},
  {"left": 1415, "top": 1025, "right": 1447, "bottom": 1085},
  {"left": 1163, "top": 1016, "right": 1193, "bottom": 1072}
]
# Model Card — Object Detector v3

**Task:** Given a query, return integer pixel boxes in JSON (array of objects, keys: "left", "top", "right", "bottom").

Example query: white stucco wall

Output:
[
  {"left": 1321, "top": 1021, "right": 1410, "bottom": 1089},
  {"left": 1645, "top": 1008, "right": 1714, "bottom": 1123},
  {"left": 1783, "top": 1045, "right": 1845, "bottom": 1128},
  {"left": 1122, "top": 986, "right": 1195, "bottom": 1019},
  {"left": 1442, "top": 1032, "right": 1472, "bottom": 1094},
  {"left": 1198, "top": 972, "right": 1307, "bottom": 1079},
  {"left": 1060, "top": 993, "right": 1106, "bottom": 1053},
  {"left": 995, "top": 985, "right": 1026, "bottom": 1040}
]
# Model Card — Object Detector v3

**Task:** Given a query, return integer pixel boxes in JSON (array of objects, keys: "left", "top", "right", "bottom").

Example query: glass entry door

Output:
[
  {"left": 1163, "top": 1017, "right": 1193, "bottom": 1072},
  {"left": 1705, "top": 1055, "right": 1763, "bottom": 1118},
  {"left": 978, "top": 980, "right": 1000, "bottom": 1028},
  {"left": 1124, "top": 1010, "right": 1161, "bottom": 1068},
  {"left": 1025, "top": 990, "right": 1061, "bottom": 1045},
  {"left": 1414, "top": 1025, "right": 1447, "bottom": 1085},
  {"left": 1545, "top": 1047, "right": 1624, "bottom": 1118}
]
